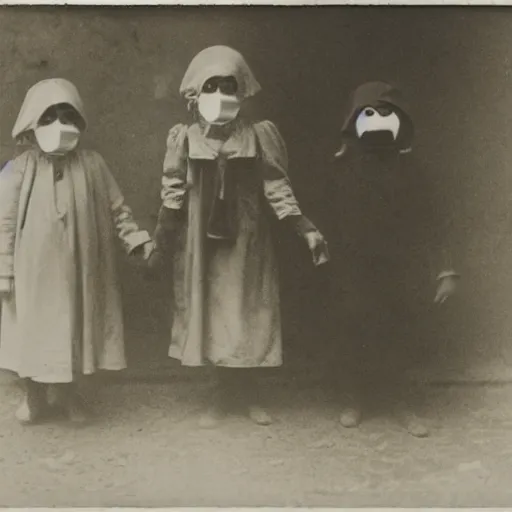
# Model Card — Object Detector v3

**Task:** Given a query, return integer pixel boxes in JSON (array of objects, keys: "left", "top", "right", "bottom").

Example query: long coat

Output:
[{"left": 0, "top": 148, "right": 150, "bottom": 383}]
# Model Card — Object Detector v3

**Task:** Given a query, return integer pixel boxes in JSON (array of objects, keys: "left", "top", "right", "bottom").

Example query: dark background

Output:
[{"left": 1, "top": 6, "right": 511, "bottom": 382}]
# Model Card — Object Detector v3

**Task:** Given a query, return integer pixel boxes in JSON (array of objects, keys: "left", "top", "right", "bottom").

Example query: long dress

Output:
[
  {"left": 0, "top": 148, "right": 150, "bottom": 383},
  {"left": 161, "top": 118, "right": 303, "bottom": 368}
]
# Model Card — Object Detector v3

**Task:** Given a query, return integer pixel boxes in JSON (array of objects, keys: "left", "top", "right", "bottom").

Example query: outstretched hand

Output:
[
  {"left": 434, "top": 275, "right": 458, "bottom": 304},
  {"left": 304, "top": 230, "right": 330, "bottom": 267}
]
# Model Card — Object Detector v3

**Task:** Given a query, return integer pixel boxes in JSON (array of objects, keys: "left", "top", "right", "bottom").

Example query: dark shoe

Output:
[
  {"left": 47, "top": 384, "right": 92, "bottom": 424},
  {"left": 67, "top": 394, "right": 92, "bottom": 424}
]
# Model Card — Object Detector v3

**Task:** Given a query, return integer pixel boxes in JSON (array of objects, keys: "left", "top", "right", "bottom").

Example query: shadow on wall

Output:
[{"left": 1, "top": 6, "right": 512, "bottom": 381}]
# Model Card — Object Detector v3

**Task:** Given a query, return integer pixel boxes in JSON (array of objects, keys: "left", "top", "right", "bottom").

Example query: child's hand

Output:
[
  {"left": 130, "top": 241, "right": 154, "bottom": 267},
  {"left": 434, "top": 275, "right": 459, "bottom": 304},
  {"left": 142, "top": 240, "right": 155, "bottom": 261},
  {"left": 304, "top": 230, "right": 330, "bottom": 267}
]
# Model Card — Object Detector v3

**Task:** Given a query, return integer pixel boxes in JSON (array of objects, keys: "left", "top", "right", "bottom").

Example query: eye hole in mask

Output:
[
  {"left": 38, "top": 103, "right": 82, "bottom": 127},
  {"left": 377, "top": 105, "right": 393, "bottom": 116},
  {"left": 362, "top": 105, "right": 394, "bottom": 117},
  {"left": 201, "top": 76, "right": 238, "bottom": 96}
]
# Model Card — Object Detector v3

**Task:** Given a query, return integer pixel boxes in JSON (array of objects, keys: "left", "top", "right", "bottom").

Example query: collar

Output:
[{"left": 187, "top": 119, "right": 257, "bottom": 160}]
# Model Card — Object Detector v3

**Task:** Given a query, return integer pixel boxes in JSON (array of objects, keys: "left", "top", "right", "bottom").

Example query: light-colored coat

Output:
[
  {"left": 0, "top": 149, "right": 150, "bottom": 382},
  {"left": 161, "top": 47, "right": 306, "bottom": 368},
  {"left": 0, "top": 78, "right": 150, "bottom": 383}
]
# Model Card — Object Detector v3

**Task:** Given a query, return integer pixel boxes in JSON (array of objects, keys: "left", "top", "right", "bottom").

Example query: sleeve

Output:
[
  {"left": 254, "top": 120, "right": 303, "bottom": 221},
  {"left": 161, "top": 124, "right": 189, "bottom": 211},
  {"left": 0, "top": 157, "right": 27, "bottom": 289},
  {"left": 429, "top": 190, "right": 460, "bottom": 280},
  {"left": 95, "top": 153, "right": 151, "bottom": 255},
  {"left": 436, "top": 224, "right": 460, "bottom": 279},
  {"left": 407, "top": 157, "right": 460, "bottom": 280}
]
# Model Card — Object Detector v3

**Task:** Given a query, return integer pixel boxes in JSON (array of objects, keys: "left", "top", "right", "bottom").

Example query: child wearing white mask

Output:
[
  {"left": 149, "top": 46, "right": 329, "bottom": 428},
  {"left": 0, "top": 78, "right": 153, "bottom": 424}
]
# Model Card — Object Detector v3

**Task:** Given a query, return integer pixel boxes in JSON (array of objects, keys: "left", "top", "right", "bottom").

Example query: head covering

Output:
[
  {"left": 179, "top": 46, "right": 261, "bottom": 102},
  {"left": 340, "top": 81, "right": 414, "bottom": 151},
  {"left": 12, "top": 78, "right": 87, "bottom": 140}
]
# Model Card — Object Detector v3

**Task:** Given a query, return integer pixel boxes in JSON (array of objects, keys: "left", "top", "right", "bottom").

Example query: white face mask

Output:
[
  {"left": 355, "top": 106, "right": 401, "bottom": 140},
  {"left": 197, "top": 92, "right": 241, "bottom": 125},
  {"left": 34, "top": 120, "right": 81, "bottom": 156}
]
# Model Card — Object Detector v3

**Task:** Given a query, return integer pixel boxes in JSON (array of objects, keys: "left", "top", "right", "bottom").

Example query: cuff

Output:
[
  {"left": 0, "top": 276, "right": 13, "bottom": 294},
  {"left": 125, "top": 231, "right": 152, "bottom": 255},
  {"left": 437, "top": 270, "right": 460, "bottom": 280},
  {"left": 0, "top": 253, "right": 14, "bottom": 278},
  {"left": 162, "top": 196, "right": 186, "bottom": 211}
]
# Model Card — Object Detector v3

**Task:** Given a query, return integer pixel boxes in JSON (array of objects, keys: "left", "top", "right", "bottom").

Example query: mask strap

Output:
[{"left": 184, "top": 90, "right": 199, "bottom": 112}]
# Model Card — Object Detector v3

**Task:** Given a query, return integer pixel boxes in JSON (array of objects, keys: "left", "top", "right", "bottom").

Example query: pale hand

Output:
[
  {"left": 434, "top": 275, "right": 458, "bottom": 304},
  {"left": 131, "top": 241, "right": 155, "bottom": 268},
  {"left": 304, "top": 230, "right": 330, "bottom": 267},
  {"left": 142, "top": 240, "right": 155, "bottom": 261}
]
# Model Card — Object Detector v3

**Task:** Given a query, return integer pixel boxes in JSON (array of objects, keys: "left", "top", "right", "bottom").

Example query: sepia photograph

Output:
[{"left": 0, "top": 1, "right": 511, "bottom": 508}]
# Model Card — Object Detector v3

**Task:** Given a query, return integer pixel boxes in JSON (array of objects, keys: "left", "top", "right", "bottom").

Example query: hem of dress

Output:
[
  {"left": 0, "top": 365, "right": 127, "bottom": 383},
  {"left": 168, "top": 350, "right": 204, "bottom": 367},
  {"left": 30, "top": 377, "right": 75, "bottom": 384},
  {"left": 168, "top": 350, "right": 283, "bottom": 368}
]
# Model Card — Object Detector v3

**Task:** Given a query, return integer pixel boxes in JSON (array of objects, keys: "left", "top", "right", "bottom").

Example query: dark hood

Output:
[{"left": 340, "top": 81, "right": 414, "bottom": 151}]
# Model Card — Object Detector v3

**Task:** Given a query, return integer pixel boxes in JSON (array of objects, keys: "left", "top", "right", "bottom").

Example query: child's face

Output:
[
  {"left": 33, "top": 102, "right": 82, "bottom": 156},
  {"left": 38, "top": 103, "right": 82, "bottom": 129}
]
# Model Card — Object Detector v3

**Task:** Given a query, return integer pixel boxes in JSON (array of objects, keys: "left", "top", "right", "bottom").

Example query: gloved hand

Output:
[
  {"left": 434, "top": 273, "right": 459, "bottom": 304},
  {"left": 147, "top": 228, "right": 168, "bottom": 272},
  {"left": 146, "top": 206, "right": 182, "bottom": 273}
]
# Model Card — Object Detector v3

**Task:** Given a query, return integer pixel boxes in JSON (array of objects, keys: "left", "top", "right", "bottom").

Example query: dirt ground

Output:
[{"left": 1, "top": 374, "right": 512, "bottom": 508}]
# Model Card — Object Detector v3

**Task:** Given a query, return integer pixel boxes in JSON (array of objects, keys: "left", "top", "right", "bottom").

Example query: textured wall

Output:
[{"left": 0, "top": 6, "right": 511, "bottom": 381}]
